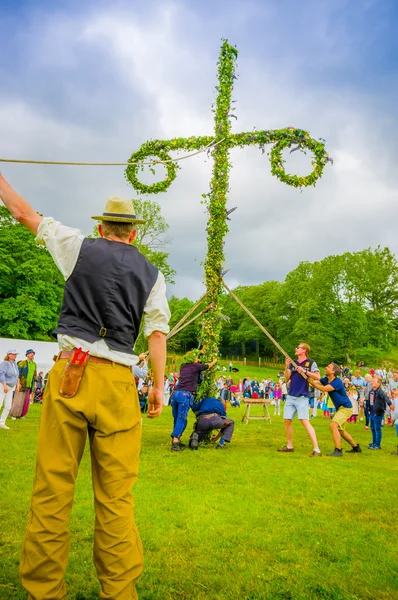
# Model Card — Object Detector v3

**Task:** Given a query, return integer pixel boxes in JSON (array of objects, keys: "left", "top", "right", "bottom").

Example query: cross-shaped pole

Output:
[{"left": 125, "top": 39, "right": 331, "bottom": 398}]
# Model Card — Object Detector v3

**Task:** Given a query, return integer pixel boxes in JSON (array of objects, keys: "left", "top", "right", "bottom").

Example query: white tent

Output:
[{"left": 0, "top": 337, "right": 59, "bottom": 375}]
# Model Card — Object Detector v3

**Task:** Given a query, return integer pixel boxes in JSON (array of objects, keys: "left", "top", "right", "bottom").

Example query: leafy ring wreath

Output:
[
  {"left": 268, "top": 133, "right": 330, "bottom": 188},
  {"left": 125, "top": 144, "right": 178, "bottom": 195}
]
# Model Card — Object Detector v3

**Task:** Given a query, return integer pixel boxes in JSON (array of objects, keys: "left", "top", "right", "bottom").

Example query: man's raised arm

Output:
[{"left": 0, "top": 174, "right": 43, "bottom": 233}]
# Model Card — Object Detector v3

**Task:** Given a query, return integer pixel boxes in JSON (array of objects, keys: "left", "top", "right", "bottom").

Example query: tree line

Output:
[
  {"left": 169, "top": 247, "right": 398, "bottom": 365},
  {"left": 1, "top": 203, "right": 397, "bottom": 365}
]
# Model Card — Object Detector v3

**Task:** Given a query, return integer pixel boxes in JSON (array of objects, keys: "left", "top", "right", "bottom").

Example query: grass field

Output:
[{"left": 1, "top": 403, "right": 397, "bottom": 600}]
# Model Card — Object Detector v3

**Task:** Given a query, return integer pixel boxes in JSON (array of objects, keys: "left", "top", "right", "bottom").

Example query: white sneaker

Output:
[
  {"left": 11, "top": 417, "right": 16, "bottom": 420},
  {"left": 0, "top": 423, "right": 10, "bottom": 429}
]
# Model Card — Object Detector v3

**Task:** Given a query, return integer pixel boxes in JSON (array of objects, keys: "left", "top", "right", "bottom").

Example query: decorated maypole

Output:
[
  {"left": 198, "top": 41, "right": 237, "bottom": 397},
  {"left": 125, "top": 39, "right": 331, "bottom": 397}
]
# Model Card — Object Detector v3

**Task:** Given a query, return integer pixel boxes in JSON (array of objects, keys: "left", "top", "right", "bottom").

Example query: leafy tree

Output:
[
  {"left": 218, "top": 247, "right": 398, "bottom": 364},
  {"left": 167, "top": 296, "right": 198, "bottom": 354},
  {"left": 0, "top": 207, "right": 65, "bottom": 339}
]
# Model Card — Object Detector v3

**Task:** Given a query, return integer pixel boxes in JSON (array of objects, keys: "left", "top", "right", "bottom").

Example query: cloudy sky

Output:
[{"left": 1, "top": 0, "right": 397, "bottom": 299}]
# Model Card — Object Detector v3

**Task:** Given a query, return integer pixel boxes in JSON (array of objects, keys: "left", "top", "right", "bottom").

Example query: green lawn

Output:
[{"left": 1, "top": 404, "right": 397, "bottom": 600}]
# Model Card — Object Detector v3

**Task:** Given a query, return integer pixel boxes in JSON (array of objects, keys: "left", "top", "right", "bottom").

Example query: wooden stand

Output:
[{"left": 242, "top": 399, "right": 272, "bottom": 424}]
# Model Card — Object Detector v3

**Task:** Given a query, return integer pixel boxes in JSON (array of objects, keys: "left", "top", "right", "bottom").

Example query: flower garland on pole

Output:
[{"left": 125, "top": 39, "right": 331, "bottom": 398}]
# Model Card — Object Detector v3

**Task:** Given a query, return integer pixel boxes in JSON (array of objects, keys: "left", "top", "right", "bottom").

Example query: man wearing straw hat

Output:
[{"left": 0, "top": 173, "right": 170, "bottom": 600}]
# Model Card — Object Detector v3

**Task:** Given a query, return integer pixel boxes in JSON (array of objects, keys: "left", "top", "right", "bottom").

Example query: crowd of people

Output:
[
  {"left": 128, "top": 347, "right": 398, "bottom": 456},
  {"left": 2, "top": 347, "right": 398, "bottom": 455}
]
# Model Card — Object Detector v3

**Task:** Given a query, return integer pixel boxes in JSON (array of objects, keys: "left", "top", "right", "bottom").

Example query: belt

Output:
[
  {"left": 199, "top": 412, "right": 220, "bottom": 419},
  {"left": 56, "top": 350, "right": 130, "bottom": 368}
]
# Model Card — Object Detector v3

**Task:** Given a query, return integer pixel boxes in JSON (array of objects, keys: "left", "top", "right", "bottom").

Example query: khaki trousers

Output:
[{"left": 20, "top": 359, "right": 143, "bottom": 600}]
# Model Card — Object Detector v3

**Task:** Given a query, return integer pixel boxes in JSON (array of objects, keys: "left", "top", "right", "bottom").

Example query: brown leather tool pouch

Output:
[{"left": 59, "top": 351, "right": 89, "bottom": 398}]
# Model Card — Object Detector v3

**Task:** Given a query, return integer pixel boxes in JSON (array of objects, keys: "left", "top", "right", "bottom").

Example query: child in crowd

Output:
[
  {"left": 138, "top": 385, "right": 149, "bottom": 414},
  {"left": 243, "top": 386, "right": 251, "bottom": 399},
  {"left": 322, "top": 394, "right": 330, "bottom": 418},
  {"left": 163, "top": 376, "right": 171, "bottom": 406},
  {"left": 281, "top": 380, "right": 288, "bottom": 401},
  {"left": 230, "top": 391, "right": 240, "bottom": 407},
  {"left": 251, "top": 378, "right": 260, "bottom": 398},
  {"left": 273, "top": 382, "right": 281, "bottom": 416},
  {"left": 268, "top": 382, "right": 274, "bottom": 402},
  {"left": 347, "top": 387, "right": 359, "bottom": 423},
  {"left": 327, "top": 394, "right": 335, "bottom": 418}
]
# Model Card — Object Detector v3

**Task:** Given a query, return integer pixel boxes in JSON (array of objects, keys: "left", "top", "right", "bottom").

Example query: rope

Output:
[
  {"left": 221, "top": 279, "right": 307, "bottom": 379},
  {"left": 166, "top": 302, "right": 214, "bottom": 340},
  {"left": 166, "top": 288, "right": 213, "bottom": 340},
  {"left": 0, "top": 138, "right": 225, "bottom": 167},
  {"left": 140, "top": 292, "right": 213, "bottom": 359}
]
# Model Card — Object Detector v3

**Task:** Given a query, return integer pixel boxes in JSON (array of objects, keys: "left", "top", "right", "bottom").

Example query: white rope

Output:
[{"left": 0, "top": 138, "right": 225, "bottom": 167}]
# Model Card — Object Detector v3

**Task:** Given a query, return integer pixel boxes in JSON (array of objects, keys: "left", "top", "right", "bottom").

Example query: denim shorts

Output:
[{"left": 284, "top": 395, "right": 309, "bottom": 420}]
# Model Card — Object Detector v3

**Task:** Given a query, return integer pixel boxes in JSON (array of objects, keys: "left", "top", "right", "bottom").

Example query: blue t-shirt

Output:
[{"left": 321, "top": 376, "right": 352, "bottom": 410}]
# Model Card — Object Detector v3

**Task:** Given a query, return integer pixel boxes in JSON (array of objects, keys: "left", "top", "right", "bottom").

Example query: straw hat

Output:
[{"left": 91, "top": 197, "right": 146, "bottom": 224}]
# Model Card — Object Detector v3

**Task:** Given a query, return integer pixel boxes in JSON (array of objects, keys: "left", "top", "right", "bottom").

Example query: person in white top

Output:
[
  {"left": 133, "top": 354, "right": 149, "bottom": 391},
  {"left": 0, "top": 349, "right": 20, "bottom": 429},
  {"left": 0, "top": 173, "right": 170, "bottom": 600},
  {"left": 163, "top": 376, "right": 171, "bottom": 406}
]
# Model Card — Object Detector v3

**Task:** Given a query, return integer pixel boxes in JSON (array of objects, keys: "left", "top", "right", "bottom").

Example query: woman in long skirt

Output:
[{"left": 0, "top": 350, "right": 20, "bottom": 429}]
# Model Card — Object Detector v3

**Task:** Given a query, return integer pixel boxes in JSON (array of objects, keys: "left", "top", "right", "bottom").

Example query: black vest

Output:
[{"left": 54, "top": 238, "right": 158, "bottom": 354}]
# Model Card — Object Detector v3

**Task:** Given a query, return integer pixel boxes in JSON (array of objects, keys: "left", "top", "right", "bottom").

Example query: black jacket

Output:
[{"left": 365, "top": 386, "right": 391, "bottom": 417}]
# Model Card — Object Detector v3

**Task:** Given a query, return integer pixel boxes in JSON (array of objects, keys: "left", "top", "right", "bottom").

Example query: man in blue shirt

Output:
[
  {"left": 351, "top": 370, "right": 366, "bottom": 391},
  {"left": 278, "top": 343, "right": 322, "bottom": 457},
  {"left": 189, "top": 396, "right": 234, "bottom": 450},
  {"left": 309, "top": 363, "right": 361, "bottom": 457}
]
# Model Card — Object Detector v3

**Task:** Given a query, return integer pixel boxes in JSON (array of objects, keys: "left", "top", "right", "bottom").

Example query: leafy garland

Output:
[
  {"left": 125, "top": 129, "right": 331, "bottom": 194},
  {"left": 125, "top": 39, "right": 331, "bottom": 398}
]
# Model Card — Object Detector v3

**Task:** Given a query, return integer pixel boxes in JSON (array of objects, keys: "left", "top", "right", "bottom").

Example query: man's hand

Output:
[
  {"left": 147, "top": 386, "right": 163, "bottom": 419},
  {"left": 296, "top": 365, "right": 304, "bottom": 374},
  {"left": 16, "top": 383, "right": 21, "bottom": 392},
  {"left": 138, "top": 352, "right": 148, "bottom": 362},
  {"left": 285, "top": 358, "right": 292, "bottom": 368},
  {"left": 3, "top": 384, "right": 8, "bottom": 393}
]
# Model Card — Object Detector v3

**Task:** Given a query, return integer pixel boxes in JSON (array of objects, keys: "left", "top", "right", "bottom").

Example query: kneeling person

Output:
[
  {"left": 189, "top": 396, "right": 234, "bottom": 450},
  {"left": 309, "top": 363, "right": 361, "bottom": 457}
]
